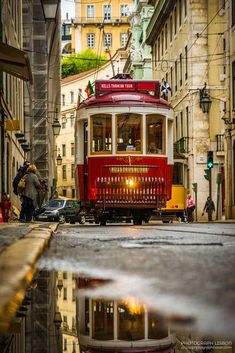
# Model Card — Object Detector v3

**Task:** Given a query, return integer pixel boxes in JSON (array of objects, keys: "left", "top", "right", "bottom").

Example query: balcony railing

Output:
[
  {"left": 216, "top": 134, "right": 224, "bottom": 152},
  {"left": 174, "top": 137, "right": 189, "bottom": 154},
  {"left": 74, "top": 17, "right": 128, "bottom": 26}
]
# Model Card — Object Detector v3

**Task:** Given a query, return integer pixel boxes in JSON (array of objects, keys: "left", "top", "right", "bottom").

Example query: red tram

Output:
[{"left": 75, "top": 76, "right": 174, "bottom": 225}]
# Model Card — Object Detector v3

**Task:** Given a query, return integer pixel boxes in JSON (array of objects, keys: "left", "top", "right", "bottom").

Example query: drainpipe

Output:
[{"left": 0, "top": 0, "right": 5, "bottom": 195}]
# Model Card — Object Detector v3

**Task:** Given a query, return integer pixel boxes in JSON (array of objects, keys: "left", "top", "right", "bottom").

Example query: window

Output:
[
  {"left": 64, "top": 338, "right": 67, "bottom": 351},
  {"left": 170, "top": 16, "right": 173, "bottom": 42},
  {"left": 87, "top": 33, "right": 95, "bottom": 48},
  {"left": 63, "top": 287, "right": 67, "bottom": 300},
  {"left": 179, "top": 0, "right": 182, "bottom": 26},
  {"left": 175, "top": 59, "right": 178, "bottom": 92},
  {"left": 120, "top": 33, "right": 128, "bottom": 47},
  {"left": 93, "top": 300, "right": 114, "bottom": 340},
  {"left": 62, "top": 116, "right": 66, "bottom": 129},
  {"left": 146, "top": 115, "right": 164, "bottom": 155},
  {"left": 161, "top": 31, "right": 164, "bottom": 56},
  {"left": 62, "top": 144, "right": 66, "bottom": 157},
  {"left": 62, "top": 165, "right": 67, "bottom": 180},
  {"left": 70, "top": 91, "right": 74, "bottom": 103},
  {"left": 170, "top": 66, "right": 173, "bottom": 95},
  {"left": 71, "top": 164, "right": 75, "bottom": 179},
  {"left": 118, "top": 300, "right": 144, "bottom": 340},
  {"left": 104, "top": 5, "right": 111, "bottom": 21},
  {"left": 157, "top": 37, "right": 160, "bottom": 61},
  {"left": 104, "top": 33, "right": 112, "bottom": 48},
  {"left": 148, "top": 312, "right": 168, "bottom": 339},
  {"left": 185, "top": 45, "right": 188, "bottom": 80},
  {"left": 179, "top": 53, "right": 182, "bottom": 86},
  {"left": 87, "top": 4, "right": 94, "bottom": 18},
  {"left": 63, "top": 272, "right": 67, "bottom": 279},
  {"left": 116, "top": 113, "right": 142, "bottom": 153},
  {"left": 72, "top": 189, "right": 76, "bottom": 198},
  {"left": 233, "top": 61, "right": 235, "bottom": 110},
  {"left": 175, "top": 115, "right": 178, "bottom": 141},
  {"left": 165, "top": 23, "right": 168, "bottom": 50},
  {"left": 62, "top": 94, "right": 65, "bottom": 106},
  {"left": 184, "top": 0, "right": 187, "bottom": 17},
  {"left": 91, "top": 114, "right": 112, "bottom": 154},
  {"left": 173, "top": 162, "right": 184, "bottom": 185},
  {"left": 71, "top": 142, "right": 75, "bottom": 156},
  {"left": 120, "top": 4, "right": 128, "bottom": 17},
  {"left": 70, "top": 114, "right": 75, "bottom": 127},
  {"left": 186, "top": 106, "right": 189, "bottom": 137},
  {"left": 72, "top": 288, "right": 76, "bottom": 301},
  {"left": 180, "top": 111, "right": 183, "bottom": 137},
  {"left": 72, "top": 341, "right": 76, "bottom": 353},
  {"left": 233, "top": 0, "right": 235, "bottom": 26},
  {"left": 63, "top": 189, "right": 67, "bottom": 197},
  {"left": 174, "top": 7, "right": 177, "bottom": 34}
]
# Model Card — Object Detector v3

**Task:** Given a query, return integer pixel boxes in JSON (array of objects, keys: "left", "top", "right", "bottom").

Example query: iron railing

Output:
[{"left": 174, "top": 137, "right": 189, "bottom": 154}]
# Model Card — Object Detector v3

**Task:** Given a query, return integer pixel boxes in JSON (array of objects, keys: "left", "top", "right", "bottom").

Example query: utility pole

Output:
[{"left": 216, "top": 164, "right": 222, "bottom": 220}]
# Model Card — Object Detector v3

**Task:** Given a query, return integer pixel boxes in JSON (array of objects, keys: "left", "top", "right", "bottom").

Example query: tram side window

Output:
[
  {"left": 91, "top": 114, "right": 112, "bottom": 154},
  {"left": 116, "top": 113, "right": 142, "bottom": 153},
  {"left": 146, "top": 115, "right": 164, "bottom": 154},
  {"left": 92, "top": 300, "right": 114, "bottom": 340}
]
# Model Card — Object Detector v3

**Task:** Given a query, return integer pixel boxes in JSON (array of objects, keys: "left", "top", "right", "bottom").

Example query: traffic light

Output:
[
  {"left": 192, "top": 183, "right": 197, "bottom": 192},
  {"left": 204, "top": 169, "right": 211, "bottom": 181},
  {"left": 207, "top": 151, "right": 214, "bottom": 169}
]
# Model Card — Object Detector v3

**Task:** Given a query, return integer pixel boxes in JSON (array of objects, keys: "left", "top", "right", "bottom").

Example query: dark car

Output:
[{"left": 35, "top": 199, "right": 85, "bottom": 224}]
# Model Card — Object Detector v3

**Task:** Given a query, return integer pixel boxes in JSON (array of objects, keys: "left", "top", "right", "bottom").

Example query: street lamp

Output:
[
  {"left": 200, "top": 83, "right": 212, "bottom": 113},
  {"left": 52, "top": 117, "right": 61, "bottom": 137},
  {"left": 41, "top": 0, "right": 59, "bottom": 21},
  {"left": 53, "top": 311, "right": 62, "bottom": 329},
  {"left": 56, "top": 154, "right": 62, "bottom": 166}
]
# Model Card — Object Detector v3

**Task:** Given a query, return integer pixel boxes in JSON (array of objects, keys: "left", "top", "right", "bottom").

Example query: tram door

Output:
[{"left": 84, "top": 122, "right": 88, "bottom": 199}]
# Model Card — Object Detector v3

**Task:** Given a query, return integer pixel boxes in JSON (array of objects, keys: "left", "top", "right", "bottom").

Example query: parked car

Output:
[{"left": 35, "top": 199, "right": 85, "bottom": 224}]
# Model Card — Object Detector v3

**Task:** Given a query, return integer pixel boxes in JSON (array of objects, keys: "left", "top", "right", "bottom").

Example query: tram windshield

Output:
[
  {"left": 116, "top": 113, "right": 142, "bottom": 153},
  {"left": 146, "top": 115, "right": 164, "bottom": 154},
  {"left": 91, "top": 114, "right": 112, "bottom": 154}
]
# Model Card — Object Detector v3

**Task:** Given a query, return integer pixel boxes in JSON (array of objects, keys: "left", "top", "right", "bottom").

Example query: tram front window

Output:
[
  {"left": 146, "top": 115, "right": 164, "bottom": 154},
  {"left": 116, "top": 113, "right": 142, "bottom": 153},
  {"left": 91, "top": 114, "right": 112, "bottom": 154},
  {"left": 92, "top": 300, "right": 114, "bottom": 340},
  {"left": 117, "top": 300, "right": 144, "bottom": 341}
]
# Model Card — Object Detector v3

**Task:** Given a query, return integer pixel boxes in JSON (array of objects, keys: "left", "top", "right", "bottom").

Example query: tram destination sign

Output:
[{"left": 95, "top": 80, "right": 160, "bottom": 97}]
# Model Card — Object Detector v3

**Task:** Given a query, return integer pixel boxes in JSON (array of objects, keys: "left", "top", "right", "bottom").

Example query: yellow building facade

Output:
[
  {"left": 72, "top": 0, "right": 132, "bottom": 57},
  {"left": 146, "top": 0, "right": 232, "bottom": 219}
]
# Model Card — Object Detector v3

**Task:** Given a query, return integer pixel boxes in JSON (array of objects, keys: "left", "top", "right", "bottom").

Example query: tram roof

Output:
[{"left": 78, "top": 91, "right": 171, "bottom": 110}]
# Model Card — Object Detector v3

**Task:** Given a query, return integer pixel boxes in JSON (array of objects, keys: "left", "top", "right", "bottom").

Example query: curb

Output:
[{"left": 0, "top": 223, "right": 58, "bottom": 332}]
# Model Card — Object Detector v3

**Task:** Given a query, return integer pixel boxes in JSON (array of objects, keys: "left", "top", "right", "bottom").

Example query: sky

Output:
[{"left": 61, "top": 0, "right": 75, "bottom": 20}]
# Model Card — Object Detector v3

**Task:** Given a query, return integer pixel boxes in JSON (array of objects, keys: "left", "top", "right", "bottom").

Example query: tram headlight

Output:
[{"left": 126, "top": 179, "right": 135, "bottom": 187}]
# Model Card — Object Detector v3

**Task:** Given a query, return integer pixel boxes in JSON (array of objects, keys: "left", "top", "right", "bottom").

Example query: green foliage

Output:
[{"left": 62, "top": 49, "right": 108, "bottom": 78}]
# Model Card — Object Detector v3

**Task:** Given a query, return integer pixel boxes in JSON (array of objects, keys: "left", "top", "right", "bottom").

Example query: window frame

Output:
[
  {"left": 146, "top": 114, "right": 166, "bottom": 155},
  {"left": 120, "top": 4, "right": 128, "bottom": 17},
  {"left": 87, "top": 4, "right": 95, "bottom": 18},
  {"left": 87, "top": 33, "right": 95, "bottom": 48},
  {"left": 103, "top": 4, "right": 112, "bottom": 21},
  {"left": 90, "top": 114, "right": 112, "bottom": 155},
  {"left": 116, "top": 113, "right": 142, "bottom": 154}
]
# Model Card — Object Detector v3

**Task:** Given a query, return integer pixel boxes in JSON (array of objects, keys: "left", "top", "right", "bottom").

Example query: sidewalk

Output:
[{"left": 0, "top": 221, "right": 58, "bottom": 332}]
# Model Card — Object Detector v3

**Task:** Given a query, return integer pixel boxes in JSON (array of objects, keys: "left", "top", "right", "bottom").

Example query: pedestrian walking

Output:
[
  {"left": 202, "top": 196, "right": 215, "bottom": 221},
  {"left": 186, "top": 194, "right": 195, "bottom": 223},
  {"left": 13, "top": 160, "right": 31, "bottom": 222},
  {"left": 20, "top": 164, "right": 41, "bottom": 222}
]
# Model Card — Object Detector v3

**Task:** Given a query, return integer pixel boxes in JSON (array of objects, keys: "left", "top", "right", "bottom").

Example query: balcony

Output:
[
  {"left": 174, "top": 137, "right": 189, "bottom": 154},
  {"left": 73, "top": 17, "right": 128, "bottom": 26},
  {"left": 216, "top": 134, "right": 224, "bottom": 152}
]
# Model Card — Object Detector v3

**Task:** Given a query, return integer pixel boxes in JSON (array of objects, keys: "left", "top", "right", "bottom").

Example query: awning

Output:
[{"left": 0, "top": 42, "right": 33, "bottom": 83}]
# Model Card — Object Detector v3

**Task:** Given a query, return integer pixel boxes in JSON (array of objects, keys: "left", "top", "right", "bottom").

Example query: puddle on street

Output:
[{"left": 0, "top": 270, "right": 233, "bottom": 353}]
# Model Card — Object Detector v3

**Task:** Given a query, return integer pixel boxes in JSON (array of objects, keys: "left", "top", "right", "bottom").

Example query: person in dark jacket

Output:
[
  {"left": 21, "top": 164, "right": 41, "bottom": 222},
  {"left": 13, "top": 160, "right": 30, "bottom": 195},
  {"left": 202, "top": 196, "right": 215, "bottom": 221}
]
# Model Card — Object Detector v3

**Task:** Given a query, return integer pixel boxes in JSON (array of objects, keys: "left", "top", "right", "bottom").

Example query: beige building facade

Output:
[
  {"left": 72, "top": 0, "right": 133, "bottom": 57},
  {"left": 146, "top": 0, "right": 233, "bottom": 220}
]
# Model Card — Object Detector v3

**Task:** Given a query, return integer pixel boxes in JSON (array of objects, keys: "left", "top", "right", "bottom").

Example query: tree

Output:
[{"left": 62, "top": 49, "right": 108, "bottom": 78}]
